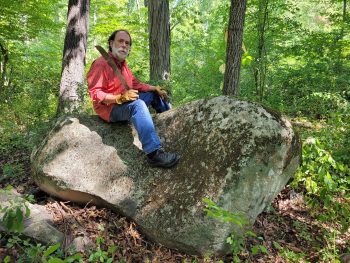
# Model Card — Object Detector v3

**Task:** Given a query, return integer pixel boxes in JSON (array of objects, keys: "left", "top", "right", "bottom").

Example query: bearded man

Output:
[{"left": 87, "top": 29, "right": 179, "bottom": 168}]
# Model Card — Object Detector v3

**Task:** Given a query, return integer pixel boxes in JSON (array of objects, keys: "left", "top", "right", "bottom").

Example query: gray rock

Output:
[
  {"left": 23, "top": 221, "right": 64, "bottom": 245},
  {"left": 0, "top": 191, "right": 64, "bottom": 245},
  {"left": 68, "top": 236, "right": 94, "bottom": 253},
  {"left": 31, "top": 96, "right": 301, "bottom": 255}
]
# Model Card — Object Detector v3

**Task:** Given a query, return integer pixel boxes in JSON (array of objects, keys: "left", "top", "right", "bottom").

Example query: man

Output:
[{"left": 87, "top": 29, "right": 179, "bottom": 168}]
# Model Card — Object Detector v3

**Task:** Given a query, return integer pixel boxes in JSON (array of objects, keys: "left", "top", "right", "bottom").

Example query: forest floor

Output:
[{"left": 0, "top": 146, "right": 349, "bottom": 263}]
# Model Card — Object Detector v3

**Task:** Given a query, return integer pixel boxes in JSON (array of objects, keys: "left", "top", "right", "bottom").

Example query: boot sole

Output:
[{"left": 148, "top": 156, "right": 180, "bottom": 168}]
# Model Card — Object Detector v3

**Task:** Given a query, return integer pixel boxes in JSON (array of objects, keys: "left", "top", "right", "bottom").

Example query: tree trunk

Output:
[
  {"left": 0, "top": 41, "right": 9, "bottom": 90},
  {"left": 57, "top": 0, "right": 90, "bottom": 115},
  {"left": 223, "top": 0, "right": 248, "bottom": 96},
  {"left": 93, "top": 0, "right": 97, "bottom": 46},
  {"left": 128, "top": 0, "right": 134, "bottom": 14},
  {"left": 253, "top": 0, "right": 269, "bottom": 100},
  {"left": 335, "top": 0, "right": 347, "bottom": 73},
  {"left": 148, "top": 0, "right": 170, "bottom": 82}
]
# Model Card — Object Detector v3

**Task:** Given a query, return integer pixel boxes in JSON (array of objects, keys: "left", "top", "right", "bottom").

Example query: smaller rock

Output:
[
  {"left": 340, "top": 253, "right": 350, "bottom": 263},
  {"left": 68, "top": 236, "right": 94, "bottom": 253},
  {"left": 23, "top": 221, "right": 64, "bottom": 245},
  {"left": 0, "top": 190, "right": 64, "bottom": 245}
]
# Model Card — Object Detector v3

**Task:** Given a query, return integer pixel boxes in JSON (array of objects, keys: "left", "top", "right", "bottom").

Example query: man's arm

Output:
[
  {"left": 103, "top": 90, "right": 139, "bottom": 105},
  {"left": 87, "top": 61, "right": 109, "bottom": 103},
  {"left": 131, "top": 73, "right": 152, "bottom": 92},
  {"left": 101, "top": 94, "right": 118, "bottom": 104},
  {"left": 131, "top": 74, "right": 169, "bottom": 102}
]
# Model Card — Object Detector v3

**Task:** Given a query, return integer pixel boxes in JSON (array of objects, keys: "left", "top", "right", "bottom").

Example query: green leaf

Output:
[
  {"left": 43, "top": 243, "right": 61, "bottom": 257},
  {"left": 25, "top": 204, "right": 31, "bottom": 217},
  {"left": 15, "top": 207, "right": 24, "bottom": 232},
  {"left": 107, "top": 244, "right": 117, "bottom": 254},
  {"left": 202, "top": 198, "right": 215, "bottom": 207},
  {"left": 4, "top": 255, "right": 11, "bottom": 263},
  {"left": 64, "top": 253, "right": 83, "bottom": 263},
  {"left": 226, "top": 236, "right": 233, "bottom": 245},
  {"left": 47, "top": 258, "right": 65, "bottom": 263},
  {"left": 5, "top": 185, "right": 13, "bottom": 191},
  {"left": 305, "top": 177, "right": 318, "bottom": 194},
  {"left": 324, "top": 171, "right": 335, "bottom": 190},
  {"left": 338, "top": 163, "right": 345, "bottom": 171},
  {"left": 246, "top": 230, "right": 257, "bottom": 237},
  {"left": 3, "top": 209, "right": 16, "bottom": 231},
  {"left": 259, "top": 245, "right": 268, "bottom": 254},
  {"left": 273, "top": 241, "right": 282, "bottom": 250},
  {"left": 251, "top": 245, "right": 260, "bottom": 255}
]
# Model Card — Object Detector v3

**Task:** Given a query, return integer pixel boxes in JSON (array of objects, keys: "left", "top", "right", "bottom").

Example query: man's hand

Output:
[
  {"left": 153, "top": 86, "right": 169, "bottom": 102},
  {"left": 115, "top": 89, "right": 139, "bottom": 104}
]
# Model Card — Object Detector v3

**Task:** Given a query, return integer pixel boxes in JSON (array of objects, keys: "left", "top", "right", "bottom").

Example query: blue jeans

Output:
[{"left": 110, "top": 92, "right": 171, "bottom": 154}]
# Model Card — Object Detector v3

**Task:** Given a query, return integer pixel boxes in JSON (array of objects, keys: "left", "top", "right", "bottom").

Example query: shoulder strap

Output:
[{"left": 95, "top": 45, "right": 130, "bottom": 90}]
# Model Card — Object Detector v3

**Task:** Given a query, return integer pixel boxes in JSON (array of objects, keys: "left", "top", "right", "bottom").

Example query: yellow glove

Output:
[
  {"left": 115, "top": 89, "right": 139, "bottom": 104},
  {"left": 154, "top": 86, "right": 169, "bottom": 102}
]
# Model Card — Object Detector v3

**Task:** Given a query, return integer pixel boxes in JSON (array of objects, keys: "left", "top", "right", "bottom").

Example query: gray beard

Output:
[{"left": 112, "top": 47, "right": 128, "bottom": 61}]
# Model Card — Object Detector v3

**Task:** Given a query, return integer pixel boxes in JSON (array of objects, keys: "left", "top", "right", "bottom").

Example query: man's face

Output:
[{"left": 110, "top": 31, "right": 131, "bottom": 61}]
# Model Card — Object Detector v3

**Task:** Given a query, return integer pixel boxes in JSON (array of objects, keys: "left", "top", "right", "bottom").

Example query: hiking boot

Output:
[{"left": 147, "top": 149, "right": 180, "bottom": 168}]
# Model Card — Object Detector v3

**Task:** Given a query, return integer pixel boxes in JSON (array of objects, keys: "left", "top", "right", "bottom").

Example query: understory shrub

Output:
[
  {"left": 297, "top": 92, "right": 349, "bottom": 119},
  {"left": 292, "top": 138, "right": 350, "bottom": 232}
]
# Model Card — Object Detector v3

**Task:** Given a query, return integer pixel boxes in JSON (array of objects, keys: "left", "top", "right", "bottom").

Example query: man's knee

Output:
[{"left": 130, "top": 99, "right": 148, "bottom": 113}]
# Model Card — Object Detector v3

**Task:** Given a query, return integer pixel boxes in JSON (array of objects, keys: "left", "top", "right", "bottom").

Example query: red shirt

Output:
[{"left": 87, "top": 52, "right": 151, "bottom": 122}]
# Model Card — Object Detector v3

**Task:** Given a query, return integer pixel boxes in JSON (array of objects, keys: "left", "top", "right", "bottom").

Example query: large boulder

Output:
[{"left": 31, "top": 96, "right": 301, "bottom": 255}]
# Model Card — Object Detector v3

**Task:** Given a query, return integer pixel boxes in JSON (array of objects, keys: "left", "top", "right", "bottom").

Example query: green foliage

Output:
[
  {"left": 0, "top": 0, "right": 64, "bottom": 143},
  {"left": 280, "top": 248, "right": 307, "bottom": 263},
  {"left": 203, "top": 198, "right": 268, "bottom": 262},
  {"left": 2, "top": 163, "right": 24, "bottom": 181},
  {"left": 2, "top": 230, "right": 126, "bottom": 262},
  {"left": 293, "top": 138, "right": 350, "bottom": 232},
  {"left": 296, "top": 92, "right": 348, "bottom": 118},
  {"left": 0, "top": 185, "right": 30, "bottom": 232},
  {"left": 4, "top": 235, "right": 83, "bottom": 263},
  {"left": 87, "top": 236, "right": 117, "bottom": 263},
  {"left": 240, "top": 0, "right": 350, "bottom": 118},
  {"left": 203, "top": 198, "right": 248, "bottom": 227},
  {"left": 170, "top": 0, "right": 229, "bottom": 105}
]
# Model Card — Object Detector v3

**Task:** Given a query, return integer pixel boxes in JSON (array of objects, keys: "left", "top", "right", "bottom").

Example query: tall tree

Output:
[
  {"left": 334, "top": 0, "right": 348, "bottom": 73},
  {"left": 223, "top": 0, "right": 248, "bottom": 96},
  {"left": 148, "top": 0, "right": 171, "bottom": 82},
  {"left": 57, "top": 0, "right": 90, "bottom": 115},
  {"left": 0, "top": 41, "right": 9, "bottom": 89},
  {"left": 253, "top": 0, "right": 269, "bottom": 100}
]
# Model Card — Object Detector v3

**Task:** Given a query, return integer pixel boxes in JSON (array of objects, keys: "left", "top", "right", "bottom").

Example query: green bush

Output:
[
  {"left": 292, "top": 138, "right": 350, "bottom": 232},
  {"left": 296, "top": 92, "right": 349, "bottom": 118},
  {"left": 0, "top": 186, "right": 31, "bottom": 233}
]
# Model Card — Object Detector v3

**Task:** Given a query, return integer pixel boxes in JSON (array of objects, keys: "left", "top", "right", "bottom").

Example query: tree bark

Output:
[
  {"left": 254, "top": 0, "right": 269, "bottom": 100},
  {"left": 223, "top": 0, "right": 248, "bottom": 96},
  {"left": 0, "top": 41, "right": 9, "bottom": 90},
  {"left": 57, "top": 0, "right": 90, "bottom": 115},
  {"left": 148, "top": 0, "right": 170, "bottom": 82},
  {"left": 93, "top": 0, "right": 98, "bottom": 47},
  {"left": 335, "top": 0, "right": 347, "bottom": 73}
]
